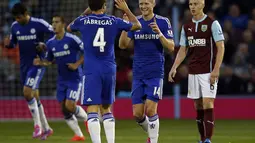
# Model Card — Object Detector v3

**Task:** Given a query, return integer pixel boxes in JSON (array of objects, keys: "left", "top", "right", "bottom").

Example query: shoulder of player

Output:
[
  {"left": 11, "top": 21, "right": 18, "bottom": 28},
  {"left": 155, "top": 15, "right": 170, "bottom": 22},
  {"left": 46, "top": 36, "right": 56, "bottom": 45},
  {"left": 155, "top": 15, "right": 171, "bottom": 27},
  {"left": 136, "top": 15, "right": 143, "bottom": 20},
  {"left": 30, "top": 17, "right": 50, "bottom": 26},
  {"left": 65, "top": 32, "right": 82, "bottom": 44}
]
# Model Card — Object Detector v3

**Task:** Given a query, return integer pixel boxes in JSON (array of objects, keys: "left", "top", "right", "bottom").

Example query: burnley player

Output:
[
  {"left": 119, "top": 0, "right": 175, "bottom": 142},
  {"left": 168, "top": 0, "right": 225, "bottom": 143},
  {"left": 67, "top": 0, "right": 141, "bottom": 142},
  {"left": 5, "top": 3, "right": 53, "bottom": 138},
  {"left": 34, "top": 15, "right": 88, "bottom": 141}
]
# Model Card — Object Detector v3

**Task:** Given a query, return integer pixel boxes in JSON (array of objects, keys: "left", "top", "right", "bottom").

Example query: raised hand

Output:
[
  {"left": 115, "top": 0, "right": 129, "bottom": 12},
  {"left": 149, "top": 17, "right": 161, "bottom": 34}
]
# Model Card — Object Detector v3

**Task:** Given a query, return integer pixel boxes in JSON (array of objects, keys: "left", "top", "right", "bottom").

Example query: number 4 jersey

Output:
[
  {"left": 70, "top": 14, "right": 133, "bottom": 74},
  {"left": 70, "top": 14, "right": 133, "bottom": 105}
]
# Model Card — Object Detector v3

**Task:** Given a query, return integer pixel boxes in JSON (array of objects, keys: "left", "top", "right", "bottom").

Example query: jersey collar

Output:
[{"left": 192, "top": 14, "right": 207, "bottom": 23}]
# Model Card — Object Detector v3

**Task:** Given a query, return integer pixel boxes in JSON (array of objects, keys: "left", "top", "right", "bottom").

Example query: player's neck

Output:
[
  {"left": 143, "top": 13, "right": 154, "bottom": 21},
  {"left": 193, "top": 12, "right": 205, "bottom": 21},
  {"left": 92, "top": 10, "right": 104, "bottom": 15},
  {"left": 25, "top": 15, "right": 30, "bottom": 24},
  {"left": 56, "top": 31, "right": 65, "bottom": 40}
]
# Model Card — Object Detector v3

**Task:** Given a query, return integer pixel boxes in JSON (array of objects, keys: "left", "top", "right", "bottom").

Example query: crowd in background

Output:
[{"left": 0, "top": 0, "right": 254, "bottom": 97}]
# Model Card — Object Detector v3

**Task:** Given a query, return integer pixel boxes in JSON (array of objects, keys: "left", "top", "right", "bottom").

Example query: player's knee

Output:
[
  {"left": 146, "top": 106, "right": 157, "bottom": 117},
  {"left": 194, "top": 102, "right": 203, "bottom": 110},
  {"left": 203, "top": 99, "right": 214, "bottom": 109},
  {"left": 87, "top": 105, "right": 100, "bottom": 113},
  {"left": 145, "top": 100, "right": 158, "bottom": 116},
  {"left": 100, "top": 104, "right": 111, "bottom": 115},
  {"left": 194, "top": 98, "right": 203, "bottom": 110},
  {"left": 61, "top": 106, "right": 73, "bottom": 119},
  {"left": 23, "top": 87, "right": 33, "bottom": 100},
  {"left": 133, "top": 111, "right": 144, "bottom": 120},
  {"left": 65, "top": 101, "right": 76, "bottom": 113}
]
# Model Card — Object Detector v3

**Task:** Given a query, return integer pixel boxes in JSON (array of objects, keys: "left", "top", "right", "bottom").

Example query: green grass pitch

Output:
[{"left": 0, "top": 120, "right": 254, "bottom": 143}]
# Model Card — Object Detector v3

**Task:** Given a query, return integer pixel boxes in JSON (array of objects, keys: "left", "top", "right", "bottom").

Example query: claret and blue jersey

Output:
[
  {"left": 9, "top": 17, "right": 54, "bottom": 89},
  {"left": 70, "top": 13, "right": 133, "bottom": 105}
]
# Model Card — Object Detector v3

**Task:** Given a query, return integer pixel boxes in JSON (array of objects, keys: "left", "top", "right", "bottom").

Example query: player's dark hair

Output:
[
  {"left": 88, "top": 0, "right": 106, "bottom": 11},
  {"left": 53, "top": 14, "right": 65, "bottom": 23},
  {"left": 11, "top": 3, "right": 28, "bottom": 16}
]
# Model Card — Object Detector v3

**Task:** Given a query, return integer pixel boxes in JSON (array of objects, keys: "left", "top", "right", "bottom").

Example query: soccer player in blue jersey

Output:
[
  {"left": 33, "top": 15, "right": 88, "bottom": 141},
  {"left": 5, "top": 3, "right": 53, "bottom": 139},
  {"left": 119, "top": 0, "right": 175, "bottom": 142},
  {"left": 67, "top": 0, "right": 141, "bottom": 142}
]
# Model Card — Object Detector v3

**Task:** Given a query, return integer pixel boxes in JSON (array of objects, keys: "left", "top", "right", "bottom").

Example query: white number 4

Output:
[
  {"left": 93, "top": 28, "right": 106, "bottom": 52},
  {"left": 153, "top": 87, "right": 161, "bottom": 96}
]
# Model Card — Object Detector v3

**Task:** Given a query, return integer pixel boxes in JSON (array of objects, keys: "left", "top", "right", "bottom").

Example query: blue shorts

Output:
[
  {"left": 131, "top": 78, "right": 163, "bottom": 104},
  {"left": 20, "top": 66, "right": 45, "bottom": 89},
  {"left": 56, "top": 81, "right": 82, "bottom": 102},
  {"left": 81, "top": 73, "right": 116, "bottom": 105}
]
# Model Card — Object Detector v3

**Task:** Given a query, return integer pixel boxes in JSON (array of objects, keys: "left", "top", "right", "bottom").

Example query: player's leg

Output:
[
  {"left": 64, "top": 82, "right": 87, "bottom": 141},
  {"left": 188, "top": 74, "right": 205, "bottom": 143},
  {"left": 202, "top": 98, "right": 214, "bottom": 143},
  {"left": 144, "top": 78, "right": 163, "bottom": 143},
  {"left": 100, "top": 104, "right": 115, "bottom": 143},
  {"left": 22, "top": 68, "right": 44, "bottom": 138},
  {"left": 82, "top": 73, "right": 103, "bottom": 143},
  {"left": 194, "top": 98, "right": 205, "bottom": 142},
  {"left": 66, "top": 82, "right": 87, "bottom": 121},
  {"left": 199, "top": 73, "right": 217, "bottom": 143},
  {"left": 30, "top": 67, "right": 53, "bottom": 139},
  {"left": 62, "top": 101, "right": 85, "bottom": 141},
  {"left": 33, "top": 90, "right": 53, "bottom": 140},
  {"left": 131, "top": 79, "right": 149, "bottom": 133},
  {"left": 101, "top": 74, "right": 116, "bottom": 143},
  {"left": 23, "top": 86, "right": 42, "bottom": 138}
]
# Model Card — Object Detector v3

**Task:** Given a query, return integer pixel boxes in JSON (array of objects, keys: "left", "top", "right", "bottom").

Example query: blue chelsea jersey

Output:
[
  {"left": 46, "top": 32, "right": 84, "bottom": 83},
  {"left": 128, "top": 15, "right": 173, "bottom": 79}
]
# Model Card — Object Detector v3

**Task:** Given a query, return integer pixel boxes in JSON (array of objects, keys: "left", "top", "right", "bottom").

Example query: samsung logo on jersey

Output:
[
  {"left": 84, "top": 19, "right": 113, "bottom": 25},
  {"left": 17, "top": 35, "right": 37, "bottom": 41},
  {"left": 134, "top": 34, "right": 160, "bottom": 40},
  {"left": 53, "top": 50, "right": 70, "bottom": 57}
]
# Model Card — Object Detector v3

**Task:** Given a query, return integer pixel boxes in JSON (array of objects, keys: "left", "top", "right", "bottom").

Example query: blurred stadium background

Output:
[{"left": 0, "top": 0, "right": 255, "bottom": 142}]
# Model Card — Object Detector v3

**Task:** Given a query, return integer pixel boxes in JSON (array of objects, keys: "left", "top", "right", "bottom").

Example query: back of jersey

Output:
[{"left": 70, "top": 14, "right": 132, "bottom": 74}]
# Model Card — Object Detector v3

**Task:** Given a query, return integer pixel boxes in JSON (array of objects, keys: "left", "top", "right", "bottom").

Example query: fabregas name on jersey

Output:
[{"left": 83, "top": 18, "right": 113, "bottom": 25}]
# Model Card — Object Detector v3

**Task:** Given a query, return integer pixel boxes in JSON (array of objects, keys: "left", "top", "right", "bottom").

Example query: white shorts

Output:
[{"left": 187, "top": 73, "right": 217, "bottom": 99}]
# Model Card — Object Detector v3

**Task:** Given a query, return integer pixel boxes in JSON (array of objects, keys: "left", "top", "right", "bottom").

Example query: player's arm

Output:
[
  {"left": 34, "top": 42, "right": 54, "bottom": 66},
  {"left": 115, "top": 0, "right": 141, "bottom": 31},
  {"left": 118, "top": 13, "right": 136, "bottom": 49},
  {"left": 33, "top": 56, "right": 52, "bottom": 66},
  {"left": 150, "top": 17, "right": 175, "bottom": 53},
  {"left": 168, "top": 26, "right": 188, "bottom": 82},
  {"left": 67, "top": 55, "right": 84, "bottom": 71},
  {"left": 80, "top": 7, "right": 91, "bottom": 16},
  {"left": 67, "top": 38, "right": 84, "bottom": 71},
  {"left": 210, "top": 20, "right": 225, "bottom": 84},
  {"left": 39, "top": 19, "right": 54, "bottom": 35},
  {"left": 67, "top": 8, "right": 90, "bottom": 32},
  {"left": 5, "top": 26, "right": 17, "bottom": 49}
]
